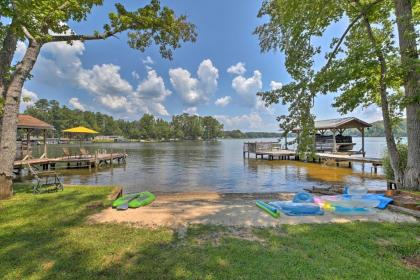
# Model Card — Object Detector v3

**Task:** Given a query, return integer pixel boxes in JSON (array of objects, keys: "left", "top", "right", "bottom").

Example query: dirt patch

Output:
[
  {"left": 403, "top": 255, "right": 420, "bottom": 269},
  {"left": 88, "top": 192, "right": 418, "bottom": 229},
  {"left": 42, "top": 260, "right": 55, "bottom": 271}
]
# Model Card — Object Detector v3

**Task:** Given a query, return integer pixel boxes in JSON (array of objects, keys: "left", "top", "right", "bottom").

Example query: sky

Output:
[{"left": 16, "top": 0, "right": 383, "bottom": 131}]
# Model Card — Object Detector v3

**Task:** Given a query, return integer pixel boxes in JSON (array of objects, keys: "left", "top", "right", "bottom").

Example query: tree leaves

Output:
[{"left": 255, "top": 0, "right": 406, "bottom": 157}]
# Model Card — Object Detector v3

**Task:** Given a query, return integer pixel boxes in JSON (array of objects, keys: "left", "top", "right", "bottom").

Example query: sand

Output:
[{"left": 88, "top": 192, "right": 418, "bottom": 228}]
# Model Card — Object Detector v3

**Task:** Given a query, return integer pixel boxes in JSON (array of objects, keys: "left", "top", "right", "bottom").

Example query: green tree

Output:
[
  {"left": 0, "top": 0, "right": 196, "bottom": 199},
  {"left": 138, "top": 114, "right": 156, "bottom": 139},
  {"left": 255, "top": 0, "right": 419, "bottom": 189},
  {"left": 202, "top": 116, "right": 224, "bottom": 140}
]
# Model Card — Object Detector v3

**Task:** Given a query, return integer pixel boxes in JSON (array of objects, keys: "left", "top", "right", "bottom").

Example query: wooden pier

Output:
[
  {"left": 243, "top": 142, "right": 382, "bottom": 173},
  {"left": 14, "top": 153, "right": 127, "bottom": 172}
]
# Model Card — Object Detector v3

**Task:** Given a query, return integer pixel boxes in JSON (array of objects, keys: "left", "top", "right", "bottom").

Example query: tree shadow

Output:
[{"left": 1, "top": 187, "right": 419, "bottom": 279}]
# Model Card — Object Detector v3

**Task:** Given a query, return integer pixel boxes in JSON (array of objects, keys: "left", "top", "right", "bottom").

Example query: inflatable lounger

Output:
[
  {"left": 269, "top": 201, "right": 324, "bottom": 216},
  {"left": 342, "top": 194, "right": 393, "bottom": 209}
]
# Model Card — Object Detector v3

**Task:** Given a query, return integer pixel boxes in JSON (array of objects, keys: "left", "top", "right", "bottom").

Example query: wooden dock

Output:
[
  {"left": 14, "top": 153, "right": 127, "bottom": 172},
  {"left": 243, "top": 142, "right": 382, "bottom": 173}
]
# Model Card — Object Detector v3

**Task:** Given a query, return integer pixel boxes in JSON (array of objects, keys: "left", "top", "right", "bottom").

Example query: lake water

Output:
[{"left": 26, "top": 137, "right": 394, "bottom": 193}]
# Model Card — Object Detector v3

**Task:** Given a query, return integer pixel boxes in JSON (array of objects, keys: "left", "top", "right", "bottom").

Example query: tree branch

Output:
[
  {"left": 50, "top": 30, "right": 120, "bottom": 42},
  {"left": 321, "top": 0, "right": 384, "bottom": 72},
  {"left": 21, "top": 26, "right": 36, "bottom": 42},
  {"left": 322, "top": 15, "right": 362, "bottom": 71},
  {"left": 58, "top": 1, "right": 70, "bottom": 10}
]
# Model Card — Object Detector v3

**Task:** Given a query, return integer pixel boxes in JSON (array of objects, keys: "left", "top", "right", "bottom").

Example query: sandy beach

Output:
[{"left": 88, "top": 192, "right": 417, "bottom": 228}]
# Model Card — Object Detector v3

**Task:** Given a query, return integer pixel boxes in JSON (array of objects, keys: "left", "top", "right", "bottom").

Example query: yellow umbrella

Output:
[
  {"left": 63, "top": 126, "right": 99, "bottom": 134},
  {"left": 63, "top": 126, "right": 99, "bottom": 146}
]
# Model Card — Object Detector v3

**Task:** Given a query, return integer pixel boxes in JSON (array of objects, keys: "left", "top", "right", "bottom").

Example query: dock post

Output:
[{"left": 110, "top": 148, "right": 113, "bottom": 166}]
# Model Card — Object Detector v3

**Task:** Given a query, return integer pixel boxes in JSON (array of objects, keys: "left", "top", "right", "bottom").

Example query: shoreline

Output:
[{"left": 89, "top": 190, "right": 416, "bottom": 229}]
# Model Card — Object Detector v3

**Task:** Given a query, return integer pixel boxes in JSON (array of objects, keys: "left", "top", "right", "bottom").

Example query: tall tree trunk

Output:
[
  {"left": 0, "top": 39, "right": 42, "bottom": 199},
  {"left": 0, "top": 25, "right": 18, "bottom": 140},
  {"left": 358, "top": 5, "right": 404, "bottom": 186},
  {"left": 394, "top": 0, "right": 420, "bottom": 190}
]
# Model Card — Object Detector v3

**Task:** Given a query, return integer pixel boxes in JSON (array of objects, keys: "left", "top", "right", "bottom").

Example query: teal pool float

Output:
[{"left": 256, "top": 200, "right": 280, "bottom": 218}]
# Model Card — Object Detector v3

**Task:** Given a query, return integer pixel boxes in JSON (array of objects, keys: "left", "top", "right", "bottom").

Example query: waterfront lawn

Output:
[{"left": 1, "top": 185, "right": 419, "bottom": 279}]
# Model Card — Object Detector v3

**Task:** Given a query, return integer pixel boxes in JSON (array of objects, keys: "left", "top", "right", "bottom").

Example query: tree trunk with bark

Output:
[
  {"left": 394, "top": 0, "right": 420, "bottom": 190},
  {"left": 0, "top": 39, "right": 42, "bottom": 199},
  {"left": 357, "top": 2, "right": 405, "bottom": 186},
  {"left": 0, "top": 25, "right": 19, "bottom": 139}
]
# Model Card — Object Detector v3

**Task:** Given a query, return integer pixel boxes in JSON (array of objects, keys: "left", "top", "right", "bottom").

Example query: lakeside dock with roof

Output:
[
  {"left": 14, "top": 115, "right": 127, "bottom": 173},
  {"left": 243, "top": 117, "right": 383, "bottom": 173}
]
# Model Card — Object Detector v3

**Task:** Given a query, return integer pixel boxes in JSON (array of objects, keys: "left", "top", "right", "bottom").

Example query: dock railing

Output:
[{"left": 244, "top": 142, "right": 282, "bottom": 157}]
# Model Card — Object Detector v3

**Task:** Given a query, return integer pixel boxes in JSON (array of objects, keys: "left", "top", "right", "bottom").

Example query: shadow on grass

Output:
[{"left": 0, "top": 185, "right": 419, "bottom": 279}]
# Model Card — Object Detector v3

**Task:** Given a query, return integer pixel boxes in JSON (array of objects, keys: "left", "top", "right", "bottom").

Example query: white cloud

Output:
[
  {"left": 215, "top": 96, "right": 232, "bottom": 107},
  {"left": 183, "top": 106, "right": 198, "bottom": 115},
  {"left": 349, "top": 105, "right": 383, "bottom": 123},
  {"left": 169, "top": 68, "right": 201, "bottom": 104},
  {"left": 227, "top": 62, "right": 246, "bottom": 75},
  {"left": 20, "top": 88, "right": 38, "bottom": 111},
  {"left": 231, "top": 70, "right": 263, "bottom": 108},
  {"left": 270, "top": 81, "right": 283, "bottom": 90},
  {"left": 78, "top": 64, "right": 133, "bottom": 97},
  {"left": 197, "top": 59, "right": 219, "bottom": 95},
  {"left": 32, "top": 41, "right": 171, "bottom": 117},
  {"left": 69, "top": 97, "right": 86, "bottom": 111},
  {"left": 131, "top": 71, "right": 140, "bottom": 80},
  {"left": 215, "top": 113, "right": 263, "bottom": 130},
  {"left": 169, "top": 59, "right": 219, "bottom": 105},
  {"left": 142, "top": 56, "right": 154, "bottom": 65}
]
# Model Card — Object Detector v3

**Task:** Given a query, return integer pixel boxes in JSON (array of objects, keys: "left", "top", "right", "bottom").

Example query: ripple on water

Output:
[{"left": 22, "top": 139, "right": 388, "bottom": 193}]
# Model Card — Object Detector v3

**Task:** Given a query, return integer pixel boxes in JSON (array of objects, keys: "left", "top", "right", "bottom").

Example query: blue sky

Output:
[{"left": 17, "top": 0, "right": 382, "bottom": 131}]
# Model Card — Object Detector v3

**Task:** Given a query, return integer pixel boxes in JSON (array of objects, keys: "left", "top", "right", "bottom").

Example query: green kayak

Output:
[
  {"left": 128, "top": 191, "right": 156, "bottom": 208},
  {"left": 112, "top": 193, "right": 140, "bottom": 208}
]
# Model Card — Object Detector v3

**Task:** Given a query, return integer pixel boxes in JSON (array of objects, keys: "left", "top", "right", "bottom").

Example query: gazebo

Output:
[
  {"left": 17, "top": 114, "right": 55, "bottom": 160},
  {"left": 292, "top": 117, "right": 371, "bottom": 156}
]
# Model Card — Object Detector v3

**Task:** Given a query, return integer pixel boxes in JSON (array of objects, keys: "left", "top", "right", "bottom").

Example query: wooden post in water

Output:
[
  {"left": 94, "top": 150, "right": 98, "bottom": 171},
  {"left": 361, "top": 127, "right": 365, "bottom": 157},
  {"left": 110, "top": 148, "right": 113, "bottom": 166},
  {"left": 43, "top": 129, "right": 47, "bottom": 158},
  {"left": 332, "top": 129, "right": 337, "bottom": 153}
]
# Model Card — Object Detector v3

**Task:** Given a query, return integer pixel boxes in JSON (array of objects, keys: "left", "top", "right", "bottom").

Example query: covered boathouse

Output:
[
  {"left": 292, "top": 117, "right": 371, "bottom": 156},
  {"left": 16, "top": 114, "right": 55, "bottom": 160}
]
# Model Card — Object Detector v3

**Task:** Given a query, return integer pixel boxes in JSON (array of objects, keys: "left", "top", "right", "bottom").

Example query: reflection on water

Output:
[{"left": 25, "top": 138, "right": 390, "bottom": 193}]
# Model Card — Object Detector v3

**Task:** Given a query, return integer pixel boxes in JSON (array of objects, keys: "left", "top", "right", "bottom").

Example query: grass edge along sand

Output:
[{"left": 0, "top": 184, "right": 419, "bottom": 279}]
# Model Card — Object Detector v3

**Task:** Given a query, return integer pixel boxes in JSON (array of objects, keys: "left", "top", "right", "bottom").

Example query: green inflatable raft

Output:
[{"left": 112, "top": 191, "right": 156, "bottom": 210}]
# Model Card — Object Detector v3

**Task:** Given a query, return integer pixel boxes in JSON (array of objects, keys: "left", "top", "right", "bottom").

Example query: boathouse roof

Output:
[
  {"left": 17, "top": 115, "right": 55, "bottom": 130},
  {"left": 293, "top": 117, "right": 371, "bottom": 132}
]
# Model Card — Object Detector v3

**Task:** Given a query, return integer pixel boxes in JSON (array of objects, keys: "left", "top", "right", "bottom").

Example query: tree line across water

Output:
[
  {"left": 24, "top": 99, "right": 225, "bottom": 140},
  {"left": 25, "top": 99, "right": 407, "bottom": 141}
]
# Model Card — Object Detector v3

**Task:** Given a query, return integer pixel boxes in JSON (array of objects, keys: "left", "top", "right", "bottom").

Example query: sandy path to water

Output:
[{"left": 88, "top": 192, "right": 417, "bottom": 228}]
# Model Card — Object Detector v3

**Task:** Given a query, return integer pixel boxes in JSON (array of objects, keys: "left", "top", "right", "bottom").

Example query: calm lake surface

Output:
[{"left": 27, "top": 137, "right": 395, "bottom": 193}]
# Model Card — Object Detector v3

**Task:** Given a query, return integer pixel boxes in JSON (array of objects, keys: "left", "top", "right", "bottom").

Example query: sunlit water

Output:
[{"left": 25, "top": 137, "right": 397, "bottom": 193}]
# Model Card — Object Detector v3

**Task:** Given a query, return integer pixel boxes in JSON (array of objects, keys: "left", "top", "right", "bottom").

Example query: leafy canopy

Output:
[
  {"left": 0, "top": 0, "right": 196, "bottom": 59},
  {"left": 254, "top": 0, "right": 408, "bottom": 155}
]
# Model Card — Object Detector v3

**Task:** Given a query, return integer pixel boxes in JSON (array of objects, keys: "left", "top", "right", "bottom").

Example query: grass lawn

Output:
[{"left": 1, "top": 184, "right": 419, "bottom": 279}]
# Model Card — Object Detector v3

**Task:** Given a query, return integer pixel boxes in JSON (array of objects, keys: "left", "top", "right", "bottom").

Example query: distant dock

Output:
[
  {"left": 14, "top": 153, "right": 127, "bottom": 172},
  {"left": 243, "top": 142, "right": 382, "bottom": 173}
]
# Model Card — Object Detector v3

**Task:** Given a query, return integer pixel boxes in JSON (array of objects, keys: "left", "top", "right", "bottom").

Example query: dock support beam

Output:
[{"left": 332, "top": 129, "right": 337, "bottom": 153}]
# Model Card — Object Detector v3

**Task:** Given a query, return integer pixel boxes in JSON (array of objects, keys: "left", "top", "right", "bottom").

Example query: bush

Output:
[{"left": 383, "top": 143, "right": 408, "bottom": 181}]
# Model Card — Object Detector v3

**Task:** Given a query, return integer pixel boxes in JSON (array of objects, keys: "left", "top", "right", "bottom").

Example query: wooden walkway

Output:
[
  {"left": 14, "top": 153, "right": 127, "bottom": 171},
  {"left": 244, "top": 143, "right": 383, "bottom": 173}
]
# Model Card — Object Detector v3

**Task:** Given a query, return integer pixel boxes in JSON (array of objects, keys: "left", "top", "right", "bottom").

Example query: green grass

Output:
[{"left": 1, "top": 184, "right": 419, "bottom": 279}]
